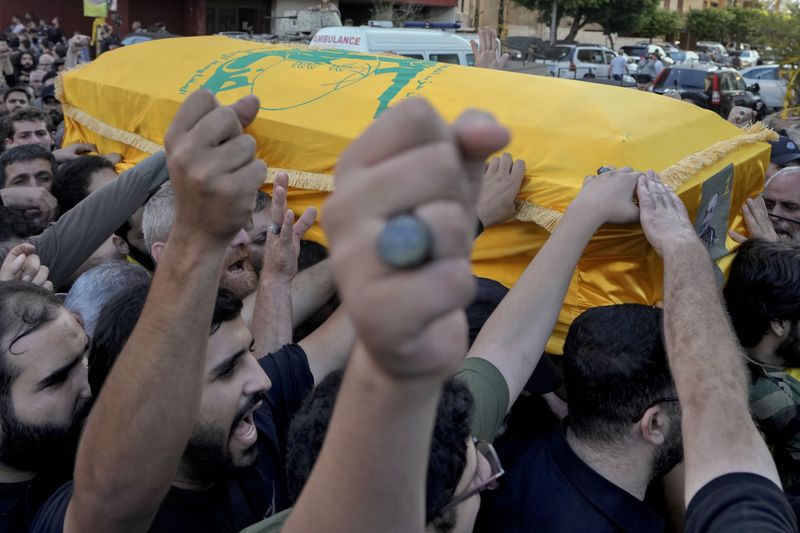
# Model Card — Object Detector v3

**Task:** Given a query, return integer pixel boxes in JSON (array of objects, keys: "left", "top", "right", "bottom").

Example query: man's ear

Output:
[
  {"left": 639, "top": 406, "right": 668, "bottom": 447},
  {"left": 150, "top": 242, "right": 165, "bottom": 264},
  {"left": 111, "top": 235, "right": 129, "bottom": 256},
  {"left": 770, "top": 319, "right": 790, "bottom": 339},
  {"left": 3, "top": 137, "right": 12, "bottom": 147}
]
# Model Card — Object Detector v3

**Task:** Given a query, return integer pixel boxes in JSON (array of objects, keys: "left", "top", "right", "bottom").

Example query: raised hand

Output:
[
  {"left": 0, "top": 243, "right": 53, "bottom": 290},
  {"left": 478, "top": 153, "right": 525, "bottom": 228},
  {"left": 323, "top": 98, "right": 509, "bottom": 378},
  {"left": 569, "top": 166, "right": 642, "bottom": 226},
  {"left": 729, "top": 195, "right": 778, "bottom": 243},
  {"left": 164, "top": 89, "right": 266, "bottom": 246},
  {"left": 261, "top": 172, "right": 317, "bottom": 282},
  {"left": 0, "top": 186, "right": 57, "bottom": 224},
  {"left": 637, "top": 172, "right": 700, "bottom": 256},
  {"left": 470, "top": 27, "right": 509, "bottom": 71}
]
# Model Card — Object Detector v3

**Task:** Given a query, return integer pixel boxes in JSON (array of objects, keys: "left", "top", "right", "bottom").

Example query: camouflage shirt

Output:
[{"left": 746, "top": 356, "right": 800, "bottom": 490}]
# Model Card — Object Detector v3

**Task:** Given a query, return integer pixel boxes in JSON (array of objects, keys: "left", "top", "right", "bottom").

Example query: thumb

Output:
[{"left": 228, "top": 95, "right": 261, "bottom": 129}]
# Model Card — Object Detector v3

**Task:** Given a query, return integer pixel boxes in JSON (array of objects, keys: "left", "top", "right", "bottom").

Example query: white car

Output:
[
  {"left": 733, "top": 50, "right": 760, "bottom": 68},
  {"left": 546, "top": 44, "right": 618, "bottom": 79},
  {"left": 740, "top": 65, "right": 787, "bottom": 110}
]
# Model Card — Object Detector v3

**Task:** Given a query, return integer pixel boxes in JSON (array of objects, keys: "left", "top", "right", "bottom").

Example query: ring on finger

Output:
[
  {"left": 377, "top": 213, "right": 433, "bottom": 270},
  {"left": 268, "top": 222, "right": 282, "bottom": 235},
  {"left": 597, "top": 166, "right": 614, "bottom": 175}
]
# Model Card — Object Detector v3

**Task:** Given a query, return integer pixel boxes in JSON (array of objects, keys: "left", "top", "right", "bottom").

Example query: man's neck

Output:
[
  {"left": 0, "top": 462, "right": 36, "bottom": 484},
  {"left": 565, "top": 427, "right": 651, "bottom": 500},
  {"left": 746, "top": 341, "right": 785, "bottom": 368}
]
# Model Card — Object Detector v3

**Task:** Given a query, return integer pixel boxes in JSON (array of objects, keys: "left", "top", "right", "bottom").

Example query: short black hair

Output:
[
  {"left": 5, "top": 107, "right": 52, "bottom": 141},
  {"left": 42, "top": 70, "right": 57, "bottom": 84},
  {"left": 286, "top": 371, "right": 473, "bottom": 532},
  {"left": 52, "top": 155, "right": 116, "bottom": 214},
  {"left": 0, "top": 281, "right": 64, "bottom": 398},
  {"left": 0, "top": 144, "right": 57, "bottom": 189},
  {"left": 297, "top": 240, "right": 328, "bottom": 272},
  {"left": 3, "top": 86, "right": 29, "bottom": 102},
  {"left": 89, "top": 287, "right": 242, "bottom": 395},
  {"left": 724, "top": 239, "right": 800, "bottom": 348},
  {"left": 563, "top": 304, "right": 674, "bottom": 444}
]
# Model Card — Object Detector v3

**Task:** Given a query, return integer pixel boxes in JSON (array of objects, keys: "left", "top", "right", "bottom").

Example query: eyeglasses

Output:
[
  {"left": 631, "top": 397, "right": 679, "bottom": 423},
  {"left": 768, "top": 212, "right": 800, "bottom": 227},
  {"left": 440, "top": 438, "right": 504, "bottom": 513}
]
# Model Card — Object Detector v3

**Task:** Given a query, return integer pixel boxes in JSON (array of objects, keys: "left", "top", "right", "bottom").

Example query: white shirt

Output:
[{"left": 610, "top": 55, "right": 628, "bottom": 76}]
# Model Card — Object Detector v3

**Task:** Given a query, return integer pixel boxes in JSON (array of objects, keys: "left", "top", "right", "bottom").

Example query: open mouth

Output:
[
  {"left": 227, "top": 259, "right": 246, "bottom": 274},
  {"left": 230, "top": 400, "right": 262, "bottom": 447}
]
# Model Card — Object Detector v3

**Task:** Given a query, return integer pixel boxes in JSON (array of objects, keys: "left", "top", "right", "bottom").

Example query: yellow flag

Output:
[{"left": 59, "top": 36, "right": 774, "bottom": 353}]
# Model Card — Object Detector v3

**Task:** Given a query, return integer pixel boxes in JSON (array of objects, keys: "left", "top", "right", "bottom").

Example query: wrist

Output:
[
  {"left": 349, "top": 344, "right": 446, "bottom": 399},
  {"left": 661, "top": 234, "right": 705, "bottom": 258},
  {"left": 562, "top": 201, "right": 604, "bottom": 233},
  {"left": 260, "top": 272, "right": 293, "bottom": 287}
]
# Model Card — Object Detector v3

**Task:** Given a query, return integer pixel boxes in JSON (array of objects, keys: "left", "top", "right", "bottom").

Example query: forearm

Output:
[
  {"left": 65, "top": 50, "right": 80, "bottom": 70},
  {"left": 291, "top": 259, "right": 335, "bottom": 324},
  {"left": 300, "top": 306, "right": 356, "bottom": 383},
  {"left": 467, "top": 205, "right": 599, "bottom": 405},
  {"left": 662, "top": 238, "right": 780, "bottom": 498},
  {"left": 68, "top": 230, "right": 226, "bottom": 532},
  {"left": 284, "top": 344, "right": 440, "bottom": 533},
  {"left": 253, "top": 276, "right": 293, "bottom": 356},
  {"left": 35, "top": 152, "right": 168, "bottom": 289}
]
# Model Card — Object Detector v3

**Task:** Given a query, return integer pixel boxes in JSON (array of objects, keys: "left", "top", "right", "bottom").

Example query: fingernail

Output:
[{"left": 22, "top": 275, "right": 31, "bottom": 282}]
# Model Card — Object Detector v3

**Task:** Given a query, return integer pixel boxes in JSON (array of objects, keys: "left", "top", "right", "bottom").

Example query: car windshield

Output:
[
  {"left": 622, "top": 46, "right": 647, "bottom": 57},
  {"left": 654, "top": 69, "right": 708, "bottom": 90},
  {"left": 543, "top": 46, "right": 572, "bottom": 61},
  {"left": 669, "top": 51, "right": 686, "bottom": 61}
]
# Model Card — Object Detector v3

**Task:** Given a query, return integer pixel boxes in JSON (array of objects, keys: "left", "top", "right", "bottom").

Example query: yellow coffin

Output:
[{"left": 59, "top": 36, "right": 775, "bottom": 353}]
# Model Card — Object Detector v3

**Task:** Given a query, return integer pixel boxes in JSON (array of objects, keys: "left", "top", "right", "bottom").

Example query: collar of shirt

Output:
[{"left": 549, "top": 423, "right": 665, "bottom": 533}]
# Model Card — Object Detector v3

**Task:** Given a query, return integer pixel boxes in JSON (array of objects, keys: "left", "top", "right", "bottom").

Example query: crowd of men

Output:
[{"left": 1, "top": 11, "right": 800, "bottom": 533}]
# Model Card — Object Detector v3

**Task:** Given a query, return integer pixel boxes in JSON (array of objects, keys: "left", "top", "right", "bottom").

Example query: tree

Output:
[
  {"left": 727, "top": 7, "right": 766, "bottom": 45},
  {"left": 639, "top": 8, "right": 683, "bottom": 43},
  {"left": 686, "top": 8, "right": 734, "bottom": 42}
]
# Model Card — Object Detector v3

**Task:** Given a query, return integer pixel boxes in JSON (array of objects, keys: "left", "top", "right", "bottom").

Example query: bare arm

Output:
[
  {"left": 65, "top": 91, "right": 265, "bottom": 533},
  {"left": 298, "top": 306, "right": 355, "bottom": 383},
  {"left": 252, "top": 172, "right": 317, "bottom": 355},
  {"left": 637, "top": 174, "right": 781, "bottom": 504},
  {"left": 468, "top": 168, "right": 641, "bottom": 406},
  {"left": 284, "top": 99, "right": 509, "bottom": 533}
]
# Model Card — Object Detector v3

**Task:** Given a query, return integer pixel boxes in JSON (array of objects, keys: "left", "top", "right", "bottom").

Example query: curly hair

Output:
[{"left": 285, "top": 370, "right": 474, "bottom": 532}]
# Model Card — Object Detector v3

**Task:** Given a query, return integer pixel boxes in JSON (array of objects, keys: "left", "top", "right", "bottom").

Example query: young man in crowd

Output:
[
  {"left": 724, "top": 238, "right": 800, "bottom": 493},
  {"left": 1, "top": 87, "right": 30, "bottom": 114},
  {"left": 0, "top": 144, "right": 55, "bottom": 192},
  {"left": 2, "top": 107, "right": 53, "bottom": 152},
  {"left": 51, "top": 155, "right": 117, "bottom": 214},
  {"left": 0, "top": 280, "right": 92, "bottom": 531}
]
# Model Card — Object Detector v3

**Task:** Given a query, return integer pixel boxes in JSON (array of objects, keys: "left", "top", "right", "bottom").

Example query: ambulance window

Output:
[
  {"left": 402, "top": 54, "right": 424, "bottom": 60},
  {"left": 429, "top": 53, "right": 460, "bottom": 64},
  {"left": 466, "top": 53, "right": 475, "bottom": 66}
]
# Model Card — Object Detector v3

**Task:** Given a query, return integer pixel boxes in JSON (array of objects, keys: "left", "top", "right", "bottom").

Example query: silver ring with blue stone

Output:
[{"left": 377, "top": 213, "right": 433, "bottom": 269}]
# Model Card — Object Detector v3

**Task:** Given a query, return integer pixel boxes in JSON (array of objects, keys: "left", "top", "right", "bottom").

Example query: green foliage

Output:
[
  {"left": 686, "top": 8, "right": 734, "bottom": 42},
  {"left": 638, "top": 8, "right": 683, "bottom": 39}
]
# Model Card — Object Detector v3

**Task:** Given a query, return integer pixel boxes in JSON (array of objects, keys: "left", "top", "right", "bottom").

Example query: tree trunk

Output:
[
  {"left": 564, "top": 10, "right": 584, "bottom": 43},
  {"left": 608, "top": 33, "right": 615, "bottom": 50}
]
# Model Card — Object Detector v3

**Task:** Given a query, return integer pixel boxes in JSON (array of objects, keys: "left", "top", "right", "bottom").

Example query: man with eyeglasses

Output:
[{"left": 764, "top": 167, "right": 800, "bottom": 241}]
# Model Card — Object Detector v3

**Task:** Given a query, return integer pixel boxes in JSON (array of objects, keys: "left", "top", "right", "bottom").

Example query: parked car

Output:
[
  {"left": 730, "top": 49, "right": 760, "bottom": 69},
  {"left": 696, "top": 41, "right": 730, "bottom": 65},
  {"left": 740, "top": 65, "right": 788, "bottom": 110},
  {"left": 668, "top": 50, "right": 700, "bottom": 64},
  {"left": 505, "top": 35, "right": 546, "bottom": 61},
  {"left": 652, "top": 64, "right": 765, "bottom": 119},
  {"left": 545, "top": 44, "right": 618, "bottom": 79},
  {"left": 656, "top": 42, "right": 681, "bottom": 53}
]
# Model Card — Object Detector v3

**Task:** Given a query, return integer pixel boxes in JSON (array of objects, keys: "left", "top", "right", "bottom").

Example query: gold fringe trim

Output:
[
  {"left": 62, "top": 102, "right": 163, "bottom": 155},
  {"left": 512, "top": 123, "right": 777, "bottom": 232},
  {"left": 513, "top": 200, "right": 562, "bottom": 232},
  {"left": 659, "top": 122, "right": 778, "bottom": 190},
  {"left": 265, "top": 168, "right": 334, "bottom": 191}
]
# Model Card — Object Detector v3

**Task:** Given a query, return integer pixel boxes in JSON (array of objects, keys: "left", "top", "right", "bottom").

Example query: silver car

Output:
[{"left": 740, "top": 65, "right": 787, "bottom": 110}]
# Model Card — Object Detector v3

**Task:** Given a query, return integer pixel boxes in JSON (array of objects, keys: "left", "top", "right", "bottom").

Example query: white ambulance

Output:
[{"left": 309, "top": 26, "right": 475, "bottom": 66}]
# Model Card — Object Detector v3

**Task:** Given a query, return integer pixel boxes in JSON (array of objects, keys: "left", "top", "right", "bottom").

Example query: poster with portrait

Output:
[{"left": 694, "top": 164, "right": 733, "bottom": 260}]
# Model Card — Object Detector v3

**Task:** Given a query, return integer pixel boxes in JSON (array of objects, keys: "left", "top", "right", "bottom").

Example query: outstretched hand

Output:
[
  {"left": 637, "top": 172, "right": 699, "bottom": 256},
  {"left": 324, "top": 99, "right": 509, "bottom": 379},
  {"left": 477, "top": 153, "right": 525, "bottom": 228},
  {"left": 261, "top": 172, "right": 317, "bottom": 281},
  {"left": 729, "top": 195, "right": 778, "bottom": 243},
  {"left": 471, "top": 27, "right": 509, "bottom": 71}
]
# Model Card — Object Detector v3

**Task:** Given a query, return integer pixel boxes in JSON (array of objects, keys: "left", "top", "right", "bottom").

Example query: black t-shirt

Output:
[
  {"left": 31, "top": 344, "right": 315, "bottom": 533},
  {"left": 684, "top": 473, "right": 797, "bottom": 533},
  {"left": 0, "top": 474, "right": 65, "bottom": 533}
]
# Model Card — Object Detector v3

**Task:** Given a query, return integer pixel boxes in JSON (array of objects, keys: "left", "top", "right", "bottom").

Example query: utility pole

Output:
[{"left": 549, "top": 0, "right": 557, "bottom": 45}]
